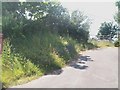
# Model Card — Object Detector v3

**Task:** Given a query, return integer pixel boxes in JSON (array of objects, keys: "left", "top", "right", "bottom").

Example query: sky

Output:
[
  {"left": 60, "top": 0, "right": 118, "bottom": 36},
  {"left": 20, "top": 0, "right": 118, "bottom": 36}
]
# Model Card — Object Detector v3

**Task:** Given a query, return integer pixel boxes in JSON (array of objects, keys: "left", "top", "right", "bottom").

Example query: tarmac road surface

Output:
[{"left": 11, "top": 47, "right": 118, "bottom": 88}]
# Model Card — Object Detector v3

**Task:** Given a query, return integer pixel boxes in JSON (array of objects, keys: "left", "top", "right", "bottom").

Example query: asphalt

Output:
[{"left": 11, "top": 47, "right": 118, "bottom": 88}]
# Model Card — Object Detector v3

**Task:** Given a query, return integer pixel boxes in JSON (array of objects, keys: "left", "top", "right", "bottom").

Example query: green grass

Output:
[
  {"left": 2, "top": 40, "right": 44, "bottom": 87},
  {"left": 2, "top": 31, "right": 113, "bottom": 88},
  {"left": 2, "top": 31, "right": 84, "bottom": 88},
  {"left": 114, "top": 39, "right": 120, "bottom": 47},
  {"left": 89, "top": 40, "right": 114, "bottom": 48},
  {"left": 2, "top": 30, "right": 102, "bottom": 88}
]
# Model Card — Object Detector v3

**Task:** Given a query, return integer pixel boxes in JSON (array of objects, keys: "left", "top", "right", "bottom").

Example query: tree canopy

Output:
[
  {"left": 97, "top": 22, "right": 119, "bottom": 40},
  {"left": 116, "top": 1, "right": 120, "bottom": 23},
  {"left": 2, "top": 2, "right": 91, "bottom": 43}
]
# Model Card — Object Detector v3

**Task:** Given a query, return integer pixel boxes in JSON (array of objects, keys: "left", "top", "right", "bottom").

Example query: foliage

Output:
[
  {"left": 2, "top": 31, "right": 86, "bottom": 87},
  {"left": 114, "top": 36, "right": 120, "bottom": 47},
  {"left": 2, "top": 2, "right": 90, "bottom": 43},
  {"left": 2, "top": 39, "right": 44, "bottom": 88},
  {"left": 2, "top": 1, "right": 92, "bottom": 88},
  {"left": 97, "top": 22, "right": 119, "bottom": 40},
  {"left": 69, "top": 10, "right": 90, "bottom": 43},
  {"left": 90, "top": 39, "right": 114, "bottom": 48},
  {"left": 116, "top": 1, "right": 120, "bottom": 23},
  {"left": 114, "top": 40, "right": 120, "bottom": 47}
]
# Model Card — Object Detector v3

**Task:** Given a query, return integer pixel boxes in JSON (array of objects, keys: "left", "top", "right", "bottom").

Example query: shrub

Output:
[
  {"left": 2, "top": 39, "right": 43, "bottom": 88},
  {"left": 114, "top": 40, "right": 120, "bottom": 47},
  {"left": 2, "top": 31, "right": 81, "bottom": 87}
]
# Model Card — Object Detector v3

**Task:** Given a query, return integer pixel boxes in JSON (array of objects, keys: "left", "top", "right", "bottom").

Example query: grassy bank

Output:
[
  {"left": 1, "top": 1, "right": 116, "bottom": 88},
  {"left": 2, "top": 31, "right": 114, "bottom": 88},
  {"left": 89, "top": 39, "right": 114, "bottom": 48},
  {"left": 2, "top": 31, "right": 89, "bottom": 88}
]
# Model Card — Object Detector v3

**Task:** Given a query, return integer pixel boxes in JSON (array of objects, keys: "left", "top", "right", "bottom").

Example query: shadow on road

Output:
[
  {"left": 70, "top": 63, "right": 88, "bottom": 69},
  {"left": 45, "top": 54, "right": 93, "bottom": 75},
  {"left": 44, "top": 69, "right": 63, "bottom": 75},
  {"left": 69, "top": 54, "right": 93, "bottom": 70}
]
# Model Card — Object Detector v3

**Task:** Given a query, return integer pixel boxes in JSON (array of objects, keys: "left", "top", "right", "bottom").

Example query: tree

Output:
[
  {"left": 2, "top": 2, "right": 90, "bottom": 44},
  {"left": 115, "top": 1, "right": 120, "bottom": 38},
  {"left": 97, "top": 22, "right": 119, "bottom": 40},
  {"left": 70, "top": 10, "right": 90, "bottom": 43},
  {"left": 114, "top": 1, "right": 120, "bottom": 47},
  {"left": 116, "top": 1, "right": 120, "bottom": 23}
]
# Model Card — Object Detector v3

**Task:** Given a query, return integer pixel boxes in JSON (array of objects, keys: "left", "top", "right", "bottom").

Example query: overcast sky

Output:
[
  {"left": 60, "top": 1, "right": 118, "bottom": 36},
  {"left": 20, "top": 0, "right": 118, "bottom": 36}
]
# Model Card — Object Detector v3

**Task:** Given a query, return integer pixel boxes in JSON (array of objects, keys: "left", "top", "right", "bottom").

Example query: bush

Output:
[
  {"left": 2, "top": 39, "right": 43, "bottom": 88},
  {"left": 114, "top": 40, "right": 120, "bottom": 47},
  {"left": 2, "top": 31, "right": 81, "bottom": 88}
]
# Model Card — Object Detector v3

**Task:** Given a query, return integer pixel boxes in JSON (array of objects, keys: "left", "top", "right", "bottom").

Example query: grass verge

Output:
[
  {"left": 2, "top": 31, "right": 110, "bottom": 88},
  {"left": 2, "top": 31, "right": 86, "bottom": 88}
]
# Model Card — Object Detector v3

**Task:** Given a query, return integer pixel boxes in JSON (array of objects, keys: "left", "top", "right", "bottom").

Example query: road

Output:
[{"left": 12, "top": 47, "right": 118, "bottom": 88}]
